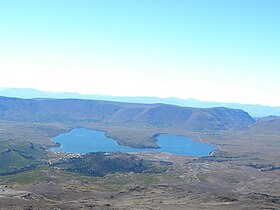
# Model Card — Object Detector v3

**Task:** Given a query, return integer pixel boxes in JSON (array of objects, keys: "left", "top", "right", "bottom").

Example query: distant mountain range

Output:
[
  {"left": 0, "top": 88, "right": 279, "bottom": 117},
  {"left": 0, "top": 96, "right": 254, "bottom": 131}
]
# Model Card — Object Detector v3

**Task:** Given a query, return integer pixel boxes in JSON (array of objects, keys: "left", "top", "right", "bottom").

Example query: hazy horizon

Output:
[
  {"left": 1, "top": 86, "right": 280, "bottom": 108},
  {"left": 0, "top": 1, "right": 279, "bottom": 106}
]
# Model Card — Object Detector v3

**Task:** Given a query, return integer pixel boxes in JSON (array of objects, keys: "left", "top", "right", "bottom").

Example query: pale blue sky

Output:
[{"left": 0, "top": 0, "right": 279, "bottom": 106}]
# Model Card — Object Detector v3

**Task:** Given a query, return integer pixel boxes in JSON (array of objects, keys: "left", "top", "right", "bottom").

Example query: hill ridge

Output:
[
  {"left": 0, "top": 88, "right": 279, "bottom": 117},
  {"left": 0, "top": 97, "right": 255, "bottom": 131}
]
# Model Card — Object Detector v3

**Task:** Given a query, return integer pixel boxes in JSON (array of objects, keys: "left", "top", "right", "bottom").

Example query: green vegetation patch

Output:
[
  {"left": 53, "top": 152, "right": 150, "bottom": 177},
  {"left": 0, "top": 141, "right": 47, "bottom": 175}
]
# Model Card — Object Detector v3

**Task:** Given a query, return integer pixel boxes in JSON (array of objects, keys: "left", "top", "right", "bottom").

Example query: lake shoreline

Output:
[{"left": 52, "top": 128, "right": 217, "bottom": 157}]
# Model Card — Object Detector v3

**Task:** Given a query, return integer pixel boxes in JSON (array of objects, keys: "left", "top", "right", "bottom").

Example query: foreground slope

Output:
[{"left": 0, "top": 96, "right": 254, "bottom": 131}]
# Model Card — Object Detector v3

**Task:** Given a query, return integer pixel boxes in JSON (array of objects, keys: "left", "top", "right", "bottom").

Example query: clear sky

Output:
[{"left": 0, "top": 0, "right": 279, "bottom": 106}]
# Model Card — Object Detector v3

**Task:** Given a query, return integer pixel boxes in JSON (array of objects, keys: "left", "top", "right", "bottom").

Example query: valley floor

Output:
[{"left": 0, "top": 121, "right": 280, "bottom": 209}]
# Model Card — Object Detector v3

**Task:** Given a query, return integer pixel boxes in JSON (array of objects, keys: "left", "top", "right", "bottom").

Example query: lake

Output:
[{"left": 52, "top": 128, "right": 216, "bottom": 156}]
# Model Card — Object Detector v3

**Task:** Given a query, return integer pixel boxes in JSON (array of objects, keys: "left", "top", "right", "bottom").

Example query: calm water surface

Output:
[{"left": 52, "top": 128, "right": 216, "bottom": 156}]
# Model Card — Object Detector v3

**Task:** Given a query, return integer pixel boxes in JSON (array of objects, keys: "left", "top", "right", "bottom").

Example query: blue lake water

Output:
[{"left": 52, "top": 128, "right": 216, "bottom": 157}]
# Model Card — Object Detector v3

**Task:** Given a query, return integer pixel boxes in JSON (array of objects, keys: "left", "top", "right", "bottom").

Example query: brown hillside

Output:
[{"left": 0, "top": 97, "right": 255, "bottom": 131}]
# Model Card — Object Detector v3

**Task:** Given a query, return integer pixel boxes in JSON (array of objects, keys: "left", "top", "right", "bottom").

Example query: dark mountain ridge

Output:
[
  {"left": 0, "top": 88, "right": 279, "bottom": 117},
  {"left": 0, "top": 96, "right": 255, "bottom": 131}
]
